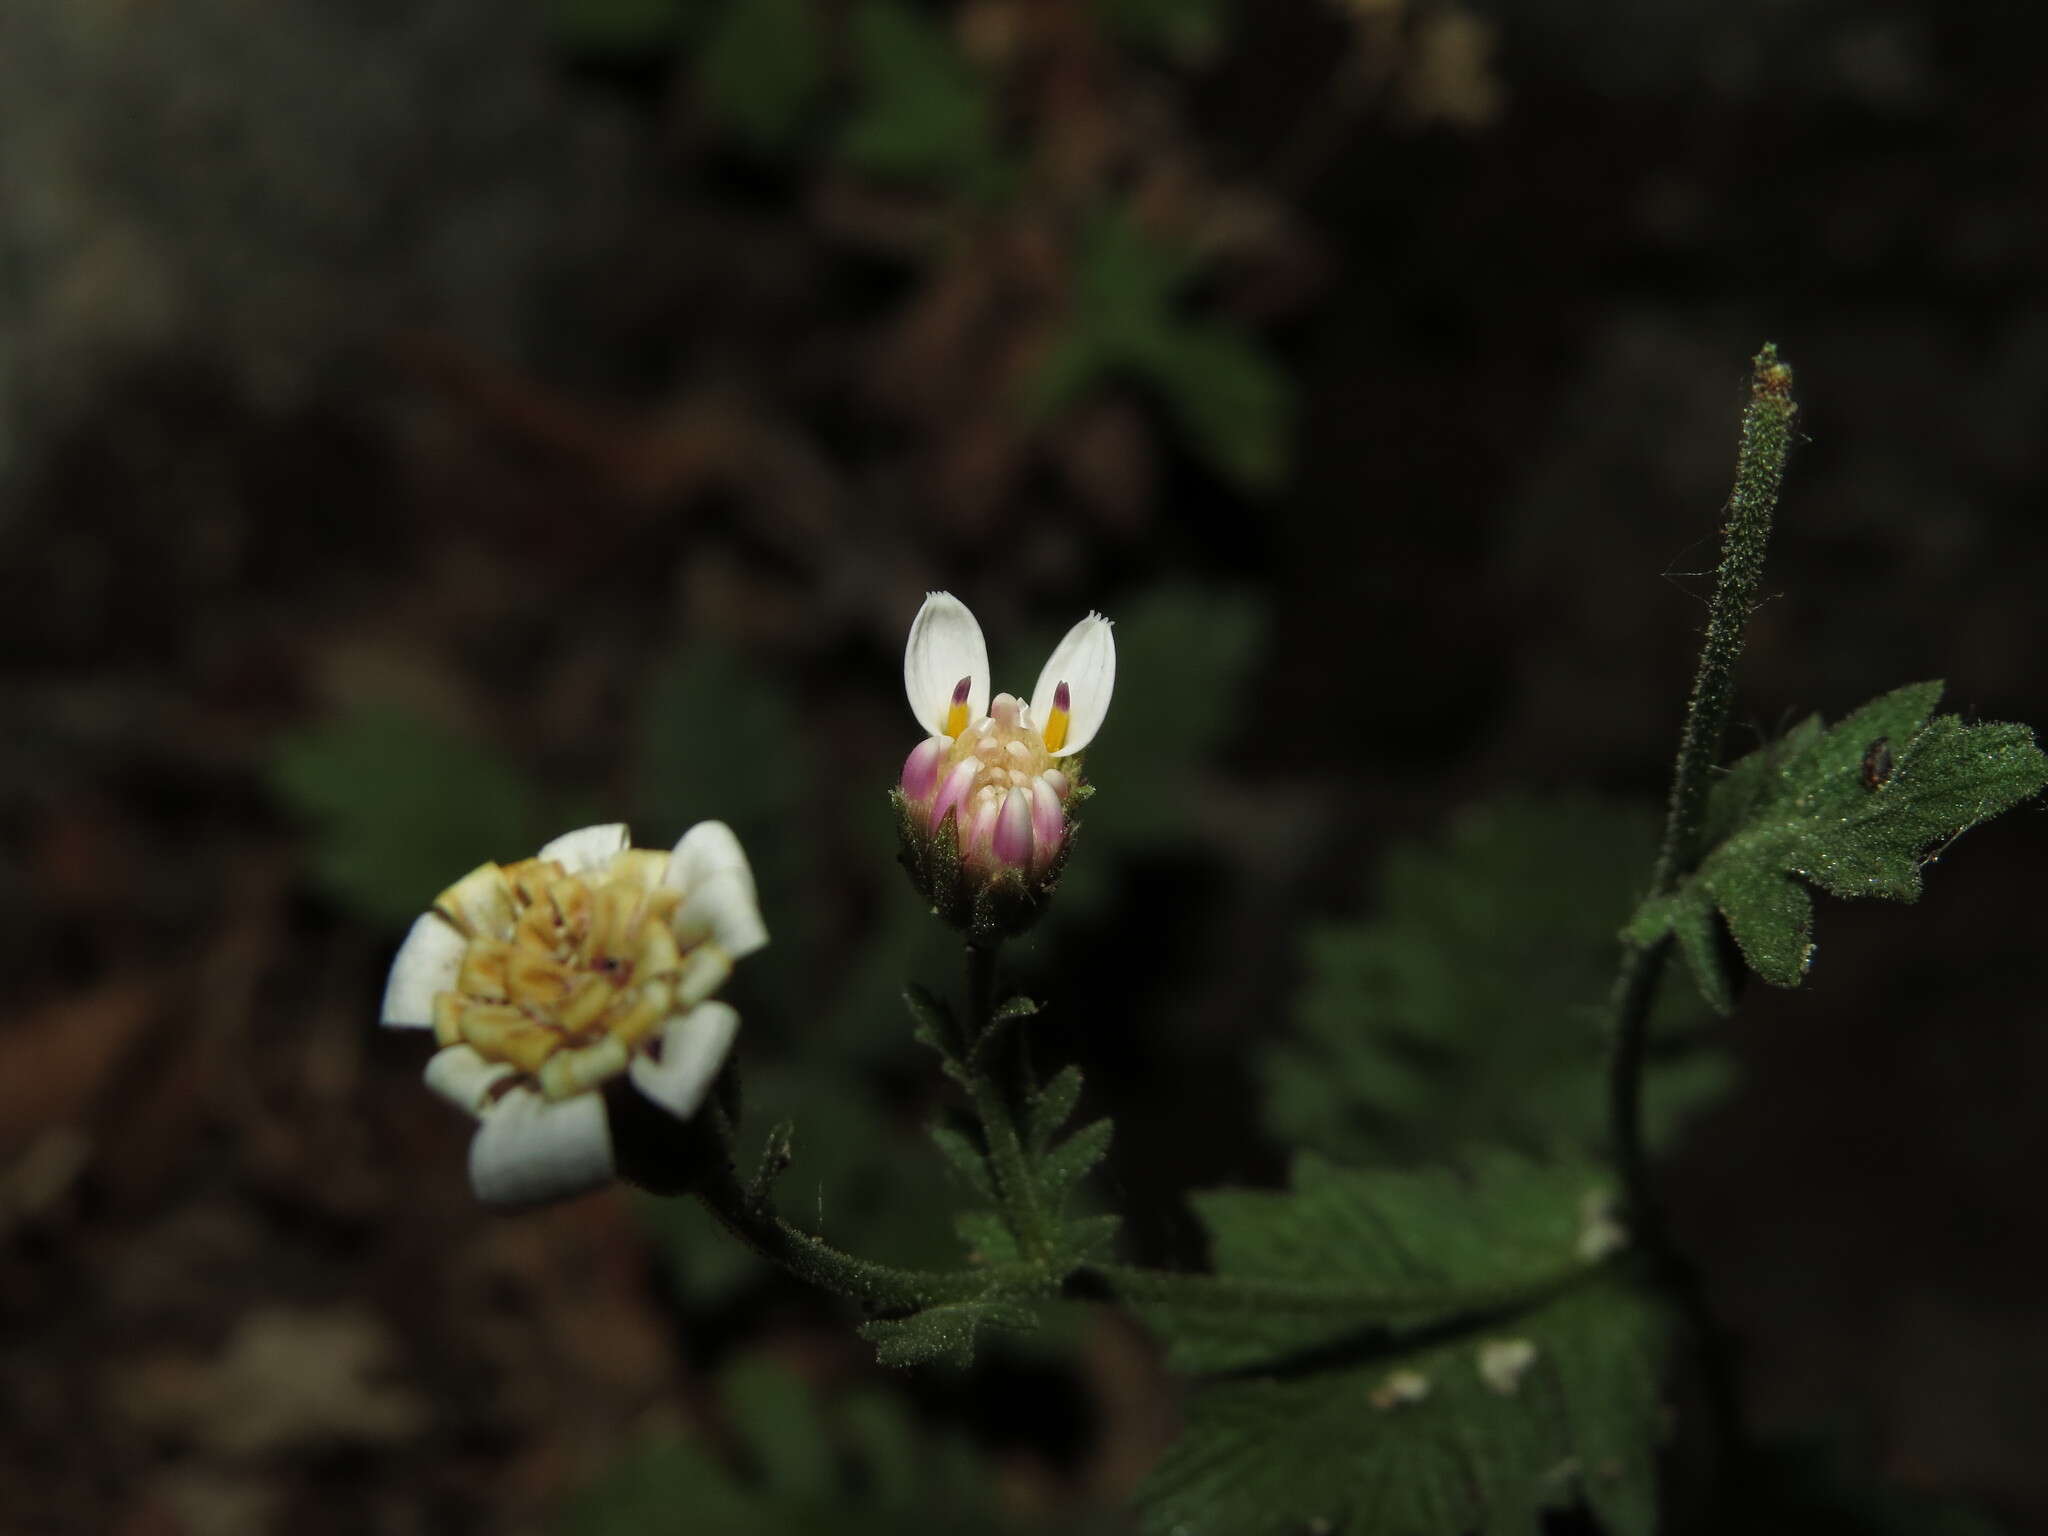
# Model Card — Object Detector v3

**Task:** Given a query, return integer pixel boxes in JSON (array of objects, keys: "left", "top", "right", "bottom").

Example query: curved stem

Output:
[{"left": 688, "top": 1105, "right": 1038, "bottom": 1313}]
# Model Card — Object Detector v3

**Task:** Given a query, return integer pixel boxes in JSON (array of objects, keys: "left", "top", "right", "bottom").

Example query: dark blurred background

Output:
[{"left": 5, "top": 0, "right": 2048, "bottom": 1531}]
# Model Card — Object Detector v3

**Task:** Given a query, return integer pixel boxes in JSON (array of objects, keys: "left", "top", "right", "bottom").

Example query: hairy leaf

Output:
[
  {"left": 860, "top": 1297, "right": 1041, "bottom": 1368},
  {"left": 1130, "top": 1151, "right": 1625, "bottom": 1372},
  {"left": 1027, "top": 1064, "right": 1084, "bottom": 1155},
  {"left": 1263, "top": 798, "right": 1725, "bottom": 1163},
  {"left": 1630, "top": 683, "right": 2048, "bottom": 1004},
  {"left": 1131, "top": 1154, "right": 1667, "bottom": 1536}
]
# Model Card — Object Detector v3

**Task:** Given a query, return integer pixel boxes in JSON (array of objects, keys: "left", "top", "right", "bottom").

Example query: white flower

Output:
[
  {"left": 898, "top": 592, "right": 1114, "bottom": 879},
  {"left": 380, "top": 822, "right": 766, "bottom": 1206}
]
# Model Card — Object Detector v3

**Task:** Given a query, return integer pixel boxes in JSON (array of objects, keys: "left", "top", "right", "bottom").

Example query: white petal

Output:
[
  {"left": 381, "top": 914, "right": 467, "bottom": 1029},
  {"left": 663, "top": 821, "right": 768, "bottom": 960},
  {"left": 1030, "top": 611, "right": 1115, "bottom": 756},
  {"left": 903, "top": 591, "right": 990, "bottom": 735},
  {"left": 423, "top": 1044, "right": 515, "bottom": 1117},
  {"left": 469, "top": 1086, "right": 615, "bottom": 1206},
  {"left": 538, "top": 823, "right": 632, "bottom": 875},
  {"left": 629, "top": 1001, "right": 740, "bottom": 1121}
]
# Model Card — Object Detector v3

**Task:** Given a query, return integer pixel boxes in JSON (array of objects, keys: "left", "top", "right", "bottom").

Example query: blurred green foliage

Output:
[
  {"left": 1264, "top": 797, "right": 1730, "bottom": 1164},
  {"left": 560, "top": 1354, "right": 1048, "bottom": 1535},
  {"left": 701, "top": 0, "right": 823, "bottom": 148},
  {"left": 841, "top": 1, "right": 1009, "bottom": 198},
  {"left": 270, "top": 703, "right": 546, "bottom": 928},
  {"left": 548, "top": 0, "right": 691, "bottom": 56},
  {"left": 1093, "top": 0, "right": 1232, "bottom": 63},
  {"left": 1029, "top": 213, "right": 1293, "bottom": 492}
]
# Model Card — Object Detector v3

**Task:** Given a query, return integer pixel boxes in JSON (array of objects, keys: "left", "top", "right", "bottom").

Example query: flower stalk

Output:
[{"left": 1607, "top": 343, "right": 1798, "bottom": 1470}]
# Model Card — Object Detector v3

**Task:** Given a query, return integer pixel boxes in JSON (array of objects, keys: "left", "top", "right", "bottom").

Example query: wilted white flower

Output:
[
  {"left": 894, "top": 592, "right": 1114, "bottom": 938},
  {"left": 380, "top": 822, "right": 766, "bottom": 1206}
]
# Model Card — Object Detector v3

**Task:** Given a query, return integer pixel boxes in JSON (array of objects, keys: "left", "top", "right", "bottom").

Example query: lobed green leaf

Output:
[
  {"left": 860, "top": 1297, "right": 1041, "bottom": 1368},
  {"left": 1130, "top": 1155, "right": 1668, "bottom": 1536},
  {"left": 1636, "top": 683, "right": 2048, "bottom": 1004}
]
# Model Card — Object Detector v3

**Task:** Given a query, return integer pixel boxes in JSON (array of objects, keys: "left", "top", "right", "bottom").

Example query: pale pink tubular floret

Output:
[
  {"left": 1030, "top": 777, "right": 1064, "bottom": 862},
  {"left": 381, "top": 913, "right": 467, "bottom": 1028},
  {"left": 929, "top": 758, "right": 978, "bottom": 831},
  {"left": 903, "top": 592, "right": 990, "bottom": 735},
  {"left": 992, "top": 786, "right": 1034, "bottom": 867},
  {"left": 1029, "top": 612, "right": 1116, "bottom": 757},
  {"left": 901, "top": 736, "right": 944, "bottom": 800},
  {"left": 974, "top": 790, "right": 1006, "bottom": 849},
  {"left": 629, "top": 1001, "right": 741, "bottom": 1120}
]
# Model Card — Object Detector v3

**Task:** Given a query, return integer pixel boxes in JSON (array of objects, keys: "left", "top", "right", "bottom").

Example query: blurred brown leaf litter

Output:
[{"left": 5, "top": 0, "right": 2048, "bottom": 1531}]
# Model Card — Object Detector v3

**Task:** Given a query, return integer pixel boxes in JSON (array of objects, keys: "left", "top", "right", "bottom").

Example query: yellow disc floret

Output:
[{"left": 427, "top": 851, "right": 730, "bottom": 1102}]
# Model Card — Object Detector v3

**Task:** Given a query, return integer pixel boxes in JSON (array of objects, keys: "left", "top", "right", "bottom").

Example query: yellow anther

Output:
[
  {"left": 943, "top": 674, "right": 973, "bottom": 738},
  {"left": 1042, "top": 705, "right": 1069, "bottom": 754}
]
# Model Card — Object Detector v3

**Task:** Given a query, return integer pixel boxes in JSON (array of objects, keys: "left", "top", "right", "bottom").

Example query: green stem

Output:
[
  {"left": 964, "top": 941, "right": 1056, "bottom": 1261},
  {"left": 1650, "top": 344, "right": 1798, "bottom": 895},
  {"left": 689, "top": 1104, "right": 1036, "bottom": 1313},
  {"left": 1609, "top": 345, "right": 1796, "bottom": 1473}
]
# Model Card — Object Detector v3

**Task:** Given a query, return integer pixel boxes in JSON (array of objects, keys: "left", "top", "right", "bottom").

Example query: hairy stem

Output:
[
  {"left": 689, "top": 1103, "right": 1035, "bottom": 1313},
  {"left": 1610, "top": 345, "right": 1797, "bottom": 1473},
  {"left": 964, "top": 941, "right": 1056, "bottom": 1261}
]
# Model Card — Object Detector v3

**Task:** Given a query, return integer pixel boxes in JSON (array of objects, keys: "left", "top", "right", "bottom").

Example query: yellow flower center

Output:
[{"left": 428, "top": 851, "right": 729, "bottom": 1101}]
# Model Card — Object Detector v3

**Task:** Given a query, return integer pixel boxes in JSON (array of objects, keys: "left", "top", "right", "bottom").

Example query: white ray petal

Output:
[
  {"left": 381, "top": 914, "right": 467, "bottom": 1029},
  {"left": 1030, "top": 611, "right": 1115, "bottom": 756},
  {"left": 903, "top": 592, "right": 990, "bottom": 735},
  {"left": 423, "top": 1044, "right": 515, "bottom": 1117},
  {"left": 538, "top": 823, "right": 632, "bottom": 875},
  {"left": 662, "top": 821, "right": 768, "bottom": 959},
  {"left": 468, "top": 1086, "right": 615, "bottom": 1206},
  {"left": 629, "top": 1001, "right": 741, "bottom": 1121}
]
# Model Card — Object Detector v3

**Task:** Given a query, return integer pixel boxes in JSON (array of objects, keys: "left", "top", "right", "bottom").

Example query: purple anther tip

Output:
[{"left": 951, "top": 675, "right": 973, "bottom": 705}]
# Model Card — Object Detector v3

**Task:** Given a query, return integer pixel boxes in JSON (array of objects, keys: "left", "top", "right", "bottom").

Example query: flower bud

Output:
[{"left": 895, "top": 596, "right": 1113, "bottom": 940}]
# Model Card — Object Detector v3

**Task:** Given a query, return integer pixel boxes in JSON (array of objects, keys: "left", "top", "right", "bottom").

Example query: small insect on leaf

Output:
[{"left": 1861, "top": 735, "right": 1893, "bottom": 790}]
